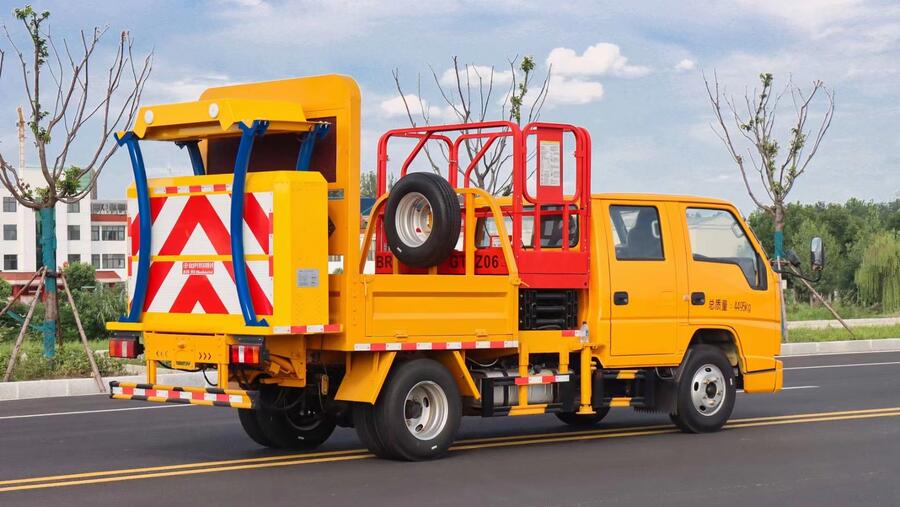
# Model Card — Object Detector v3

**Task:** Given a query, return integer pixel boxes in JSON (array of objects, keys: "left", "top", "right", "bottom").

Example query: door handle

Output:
[
  {"left": 613, "top": 291, "right": 629, "bottom": 305},
  {"left": 691, "top": 292, "right": 705, "bottom": 305}
]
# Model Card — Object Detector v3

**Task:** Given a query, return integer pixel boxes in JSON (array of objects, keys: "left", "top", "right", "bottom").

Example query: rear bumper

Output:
[{"left": 110, "top": 381, "right": 257, "bottom": 409}]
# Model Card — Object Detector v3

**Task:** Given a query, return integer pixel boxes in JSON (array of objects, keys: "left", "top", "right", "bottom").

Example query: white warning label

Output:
[{"left": 539, "top": 141, "right": 561, "bottom": 186}]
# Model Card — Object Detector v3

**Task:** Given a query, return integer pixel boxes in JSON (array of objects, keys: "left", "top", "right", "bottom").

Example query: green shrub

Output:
[{"left": 0, "top": 340, "right": 126, "bottom": 381}]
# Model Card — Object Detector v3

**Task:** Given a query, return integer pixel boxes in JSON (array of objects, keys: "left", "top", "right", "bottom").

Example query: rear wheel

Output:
[
  {"left": 353, "top": 402, "right": 394, "bottom": 459},
  {"left": 240, "top": 386, "right": 337, "bottom": 450},
  {"left": 669, "top": 345, "right": 736, "bottom": 433},
  {"left": 556, "top": 406, "right": 610, "bottom": 427},
  {"left": 372, "top": 359, "right": 461, "bottom": 461}
]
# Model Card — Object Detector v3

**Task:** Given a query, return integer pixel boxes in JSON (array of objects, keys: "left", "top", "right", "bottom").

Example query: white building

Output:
[{"left": 0, "top": 167, "right": 127, "bottom": 293}]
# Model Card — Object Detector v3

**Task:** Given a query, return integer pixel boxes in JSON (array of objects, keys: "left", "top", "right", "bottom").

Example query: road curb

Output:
[
  {"left": 780, "top": 338, "right": 900, "bottom": 356},
  {"left": 0, "top": 370, "right": 217, "bottom": 402}
]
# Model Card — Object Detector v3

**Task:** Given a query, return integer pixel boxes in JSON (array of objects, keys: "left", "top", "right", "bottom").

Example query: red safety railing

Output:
[{"left": 373, "top": 121, "right": 591, "bottom": 288}]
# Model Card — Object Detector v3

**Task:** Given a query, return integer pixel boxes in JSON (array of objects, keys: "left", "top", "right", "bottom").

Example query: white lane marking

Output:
[
  {"left": 785, "top": 361, "right": 900, "bottom": 371},
  {"left": 780, "top": 350, "right": 900, "bottom": 358},
  {"left": 0, "top": 404, "right": 193, "bottom": 421},
  {"left": 739, "top": 385, "right": 818, "bottom": 393}
]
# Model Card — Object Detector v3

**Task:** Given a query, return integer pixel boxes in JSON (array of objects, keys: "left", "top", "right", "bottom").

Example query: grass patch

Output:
[
  {"left": 787, "top": 324, "right": 900, "bottom": 342},
  {"left": 0, "top": 339, "right": 126, "bottom": 381},
  {"left": 786, "top": 302, "right": 898, "bottom": 321}
]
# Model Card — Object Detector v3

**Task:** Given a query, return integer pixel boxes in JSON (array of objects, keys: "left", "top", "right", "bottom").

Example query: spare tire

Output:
[{"left": 384, "top": 172, "right": 460, "bottom": 268}]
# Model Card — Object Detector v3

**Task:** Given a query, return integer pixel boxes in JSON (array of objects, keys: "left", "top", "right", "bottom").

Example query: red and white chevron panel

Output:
[
  {"left": 126, "top": 190, "right": 274, "bottom": 316},
  {"left": 353, "top": 340, "right": 518, "bottom": 352},
  {"left": 514, "top": 374, "right": 570, "bottom": 385}
]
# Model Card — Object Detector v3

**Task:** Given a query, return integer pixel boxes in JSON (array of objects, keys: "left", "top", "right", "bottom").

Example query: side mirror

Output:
[
  {"left": 785, "top": 249, "right": 802, "bottom": 268},
  {"left": 810, "top": 236, "right": 825, "bottom": 271}
]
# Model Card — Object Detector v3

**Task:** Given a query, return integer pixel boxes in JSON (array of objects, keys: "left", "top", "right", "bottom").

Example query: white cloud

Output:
[
  {"left": 675, "top": 58, "right": 696, "bottom": 71},
  {"left": 439, "top": 65, "right": 514, "bottom": 87},
  {"left": 379, "top": 94, "right": 456, "bottom": 121},
  {"left": 547, "top": 43, "right": 651, "bottom": 78},
  {"left": 146, "top": 73, "right": 232, "bottom": 103},
  {"left": 543, "top": 76, "right": 604, "bottom": 106},
  {"left": 735, "top": 0, "right": 863, "bottom": 34}
]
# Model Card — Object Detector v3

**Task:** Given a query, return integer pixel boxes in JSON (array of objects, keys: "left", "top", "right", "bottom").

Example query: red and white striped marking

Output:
[
  {"left": 353, "top": 340, "right": 518, "bottom": 352},
  {"left": 561, "top": 329, "right": 586, "bottom": 338},
  {"left": 514, "top": 374, "right": 570, "bottom": 385},
  {"left": 111, "top": 385, "right": 246, "bottom": 405},
  {"left": 271, "top": 324, "right": 342, "bottom": 335},
  {"left": 126, "top": 191, "right": 274, "bottom": 316},
  {"left": 151, "top": 184, "right": 231, "bottom": 195}
]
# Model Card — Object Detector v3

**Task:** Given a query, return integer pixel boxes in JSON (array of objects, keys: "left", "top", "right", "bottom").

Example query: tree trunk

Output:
[
  {"left": 773, "top": 202, "right": 785, "bottom": 263},
  {"left": 38, "top": 207, "right": 59, "bottom": 358}
]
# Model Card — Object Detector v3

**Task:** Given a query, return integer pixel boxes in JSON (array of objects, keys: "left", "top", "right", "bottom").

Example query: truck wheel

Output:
[
  {"left": 373, "top": 359, "right": 461, "bottom": 461},
  {"left": 384, "top": 172, "right": 460, "bottom": 268},
  {"left": 237, "top": 408, "right": 275, "bottom": 447},
  {"left": 556, "top": 406, "right": 610, "bottom": 427},
  {"left": 353, "top": 403, "right": 394, "bottom": 459},
  {"left": 254, "top": 405, "right": 337, "bottom": 450},
  {"left": 669, "top": 345, "right": 736, "bottom": 433}
]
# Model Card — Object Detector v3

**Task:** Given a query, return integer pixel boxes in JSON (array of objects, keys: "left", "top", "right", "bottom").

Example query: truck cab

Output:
[{"left": 106, "top": 75, "right": 784, "bottom": 460}]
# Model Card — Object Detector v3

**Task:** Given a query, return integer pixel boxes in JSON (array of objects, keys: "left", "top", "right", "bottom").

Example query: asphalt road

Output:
[{"left": 1, "top": 351, "right": 898, "bottom": 507}]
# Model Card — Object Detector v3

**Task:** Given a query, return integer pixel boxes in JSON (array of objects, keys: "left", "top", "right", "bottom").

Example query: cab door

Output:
[
  {"left": 680, "top": 206, "right": 777, "bottom": 333},
  {"left": 606, "top": 202, "right": 678, "bottom": 356}
]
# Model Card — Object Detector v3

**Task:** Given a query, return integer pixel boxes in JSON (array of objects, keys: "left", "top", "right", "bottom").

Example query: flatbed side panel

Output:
[{"left": 364, "top": 275, "right": 517, "bottom": 338}]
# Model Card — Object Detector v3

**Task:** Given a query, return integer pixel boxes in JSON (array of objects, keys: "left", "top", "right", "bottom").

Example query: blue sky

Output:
[{"left": 1, "top": 0, "right": 898, "bottom": 214}]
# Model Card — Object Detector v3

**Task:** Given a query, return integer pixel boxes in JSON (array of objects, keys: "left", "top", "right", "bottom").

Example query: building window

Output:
[
  {"left": 67, "top": 201, "right": 80, "bottom": 213},
  {"left": 91, "top": 254, "right": 100, "bottom": 268},
  {"left": 3, "top": 254, "right": 17, "bottom": 271},
  {"left": 91, "top": 225, "right": 100, "bottom": 241},
  {"left": 68, "top": 254, "right": 81, "bottom": 264},
  {"left": 2, "top": 197, "right": 16, "bottom": 212},
  {"left": 3, "top": 224, "right": 16, "bottom": 241},
  {"left": 102, "top": 254, "right": 126, "bottom": 269},
  {"left": 68, "top": 225, "right": 81, "bottom": 241},
  {"left": 101, "top": 225, "right": 126, "bottom": 241}
]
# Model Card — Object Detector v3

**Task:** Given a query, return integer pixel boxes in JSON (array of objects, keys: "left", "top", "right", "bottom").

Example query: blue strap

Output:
[
  {"left": 296, "top": 123, "right": 331, "bottom": 171},
  {"left": 176, "top": 140, "right": 205, "bottom": 175},
  {"left": 231, "top": 120, "right": 269, "bottom": 327},
  {"left": 115, "top": 132, "right": 151, "bottom": 323}
]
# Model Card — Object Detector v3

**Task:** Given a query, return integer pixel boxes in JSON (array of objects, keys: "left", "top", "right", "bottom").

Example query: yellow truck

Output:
[{"left": 106, "top": 75, "right": 824, "bottom": 461}]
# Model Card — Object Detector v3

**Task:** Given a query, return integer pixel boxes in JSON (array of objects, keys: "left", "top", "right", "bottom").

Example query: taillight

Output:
[
  {"left": 109, "top": 335, "right": 142, "bottom": 359},
  {"left": 230, "top": 344, "right": 262, "bottom": 366}
]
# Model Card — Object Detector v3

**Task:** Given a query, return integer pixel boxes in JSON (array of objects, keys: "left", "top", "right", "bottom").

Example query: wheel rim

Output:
[
  {"left": 395, "top": 192, "right": 433, "bottom": 247},
  {"left": 690, "top": 363, "right": 727, "bottom": 417},
  {"left": 403, "top": 381, "right": 448, "bottom": 440}
]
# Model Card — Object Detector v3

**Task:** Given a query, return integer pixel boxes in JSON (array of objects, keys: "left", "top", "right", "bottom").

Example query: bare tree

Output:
[
  {"left": 0, "top": 6, "right": 152, "bottom": 356},
  {"left": 392, "top": 55, "right": 550, "bottom": 195},
  {"left": 704, "top": 71, "right": 834, "bottom": 262}
]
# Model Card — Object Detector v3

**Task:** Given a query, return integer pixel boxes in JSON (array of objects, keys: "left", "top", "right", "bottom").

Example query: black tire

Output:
[
  {"left": 237, "top": 408, "right": 274, "bottom": 447},
  {"left": 556, "top": 406, "right": 610, "bottom": 427},
  {"left": 384, "top": 172, "right": 460, "bottom": 268},
  {"left": 669, "top": 345, "right": 736, "bottom": 433},
  {"left": 373, "top": 359, "right": 462, "bottom": 461},
  {"left": 244, "top": 386, "right": 337, "bottom": 450},
  {"left": 352, "top": 402, "right": 395, "bottom": 459}
]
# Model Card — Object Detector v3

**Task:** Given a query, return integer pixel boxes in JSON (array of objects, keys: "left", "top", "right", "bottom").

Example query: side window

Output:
[
  {"left": 609, "top": 205, "right": 664, "bottom": 260},
  {"left": 685, "top": 208, "right": 764, "bottom": 289}
]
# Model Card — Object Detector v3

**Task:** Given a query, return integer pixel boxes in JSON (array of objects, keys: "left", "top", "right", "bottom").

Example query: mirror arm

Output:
[{"left": 772, "top": 265, "right": 823, "bottom": 283}]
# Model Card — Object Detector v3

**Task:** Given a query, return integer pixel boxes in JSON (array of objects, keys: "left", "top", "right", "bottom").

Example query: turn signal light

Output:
[
  {"left": 109, "top": 336, "right": 142, "bottom": 359},
  {"left": 230, "top": 344, "right": 261, "bottom": 366}
]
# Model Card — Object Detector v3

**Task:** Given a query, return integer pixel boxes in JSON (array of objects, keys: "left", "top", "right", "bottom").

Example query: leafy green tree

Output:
[
  {"left": 63, "top": 263, "right": 96, "bottom": 292},
  {"left": 856, "top": 232, "right": 900, "bottom": 312},
  {"left": 0, "top": 278, "right": 11, "bottom": 301}
]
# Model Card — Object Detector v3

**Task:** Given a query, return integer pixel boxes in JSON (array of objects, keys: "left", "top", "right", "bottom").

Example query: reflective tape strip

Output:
[
  {"left": 353, "top": 340, "right": 518, "bottom": 352},
  {"left": 149, "top": 184, "right": 232, "bottom": 195},
  {"left": 271, "top": 324, "right": 341, "bottom": 335},
  {"left": 110, "top": 383, "right": 253, "bottom": 408},
  {"left": 562, "top": 329, "right": 586, "bottom": 338},
  {"left": 514, "top": 374, "right": 570, "bottom": 386}
]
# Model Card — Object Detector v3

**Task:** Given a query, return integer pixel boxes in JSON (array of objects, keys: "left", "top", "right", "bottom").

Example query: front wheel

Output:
[
  {"left": 373, "top": 359, "right": 462, "bottom": 461},
  {"left": 669, "top": 345, "right": 736, "bottom": 433}
]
